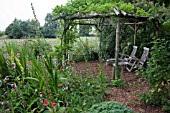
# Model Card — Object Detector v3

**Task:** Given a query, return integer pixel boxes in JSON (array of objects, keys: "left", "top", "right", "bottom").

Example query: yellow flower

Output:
[
  {"left": 10, "top": 50, "right": 15, "bottom": 63},
  {"left": 15, "top": 57, "right": 25, "bottom": 76}
]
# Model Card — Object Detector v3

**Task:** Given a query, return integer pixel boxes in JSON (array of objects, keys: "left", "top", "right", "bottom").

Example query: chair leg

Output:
[
  {"left": 112, "top": 66, "right": 115, "bottom": 80},
  {"left": 120, "top": 65, "right": 125, "bottom": 76},
  {"left": 126, "top": 61, "right": 136, "bottom": 72}
]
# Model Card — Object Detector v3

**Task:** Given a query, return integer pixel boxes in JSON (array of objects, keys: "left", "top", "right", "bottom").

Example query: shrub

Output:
[
  {"left": 73, "top": 38, "right": 99, "bottom": 62},
  {"left": 140, "top": 24, "right": 170, "bottom": 112}
]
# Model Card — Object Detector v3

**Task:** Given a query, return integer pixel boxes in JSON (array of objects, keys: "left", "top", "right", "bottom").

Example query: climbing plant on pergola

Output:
[{"left": 52, "top": 0, "right": 155, "bottom": 80}]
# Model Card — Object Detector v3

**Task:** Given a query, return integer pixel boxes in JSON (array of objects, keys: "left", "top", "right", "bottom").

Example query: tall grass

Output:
[{"left": 0, "top": 37, "right": 99, "bottom": 50}]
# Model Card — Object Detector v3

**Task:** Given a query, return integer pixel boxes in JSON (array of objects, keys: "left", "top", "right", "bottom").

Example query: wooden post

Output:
[
  {"left": 62, "top": 20, "right": 67, "bottom": 68},
  {"left": 113, "top": 17, "right": 120, "bottom": 80},
  {"left": 96, "top": 18, "right": 104, "bottom": 58},
  {"left": 134, "top": 23, "right": 137, "bottom": 46},
  {"left": 99, "top": 30, "right": 102, "bottom": 58}
]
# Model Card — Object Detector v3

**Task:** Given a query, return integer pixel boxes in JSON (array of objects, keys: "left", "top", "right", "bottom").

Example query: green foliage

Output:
[
  {"left": 140, "top": 23, "right": 170, "bottom": 108},
  {"left": 5, "top": 19, "right": 36, "bottom": 38},
  {"left": 162, "top": 105, "right": 170, "bottom": 112},
  {"left": 0, "top": 40, "right": 108, "bottom": 112},
  {"left": 73, "top": 38, "right": 99, "bottom": 62},
  {"left": 53, "top": 0, "right": 150, "bottom": 18},
  {"left": 102, "top": 24, "right": 135, "bottom": 59},
  {"left": 79, "top": 25, "right": 92, "bottom": 36},
  {"left": 42, "top": 13, "right": 59, "bottom": 38},
  {"left": 112, "top": 79, "right": 127, "bottom": 88},
  {"left": 87, "top": 101, "right": 133, "bottom": 113},
  {"left": 119, "top": 3, "right": 134, "bottom": 13},
  {"left": 101, "top": 26, "right": 116, "bottom": 59},
  {"left": 0, "top": 31, "right": 5, "bottom": 36}
]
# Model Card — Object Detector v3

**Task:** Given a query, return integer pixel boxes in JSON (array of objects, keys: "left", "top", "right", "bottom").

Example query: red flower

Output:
[
  {"left": 51, "top": 102, "right": 57, "bottom": 107},
  {"left": 43, "top": 100, "right": 48, "bottom": 106},
  {"left": 60, "top": 66, "right": 62, "bottom": 71},
  {"left": 58, "top": 83, "right": 62, "bottom": 87}
]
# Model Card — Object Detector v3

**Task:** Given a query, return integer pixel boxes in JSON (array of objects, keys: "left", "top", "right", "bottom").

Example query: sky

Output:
[{"left": 0, "top": 0, "right": 68, "bottom": 31}]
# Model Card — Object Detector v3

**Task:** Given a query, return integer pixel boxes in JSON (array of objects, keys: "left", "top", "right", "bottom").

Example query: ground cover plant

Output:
[{"left": 87, "top": 101, "right": 133, "bottom": 113}]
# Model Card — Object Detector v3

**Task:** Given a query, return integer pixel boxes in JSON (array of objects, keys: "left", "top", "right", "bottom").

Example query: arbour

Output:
[{"left": 52, "top": 0, "right": 158, "bottom": 80}]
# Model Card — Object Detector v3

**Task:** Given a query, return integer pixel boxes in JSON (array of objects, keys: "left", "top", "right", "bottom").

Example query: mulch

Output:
[{"left": 73, "top": 61, "right": 164, "bottom": 113}]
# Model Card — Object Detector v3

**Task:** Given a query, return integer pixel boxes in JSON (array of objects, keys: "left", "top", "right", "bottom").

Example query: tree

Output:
[
  {"left": 5, "top": 19, "right": 37, "bottom": 38},
  {"left": 5, "top": 19, "right": 22, "bottom": 38},
  {"left": 0, "top": 31, "right": 5, "bottom": 36},
  {"left": 79, "top": 25, "right": 92, "bottom": 36},
  {"left": 42, "top": 13, "right": 59, "bottom": 38}
]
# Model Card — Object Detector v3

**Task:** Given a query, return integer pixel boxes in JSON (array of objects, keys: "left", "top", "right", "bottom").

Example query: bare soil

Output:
[{"left": 73, "top": 61, "right": 164, "bottom": 113}]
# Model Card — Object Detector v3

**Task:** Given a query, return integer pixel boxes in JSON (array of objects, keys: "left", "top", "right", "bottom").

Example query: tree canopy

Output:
[
  {"left": 5, "top": 19, "right": 36, "bottom": 38},
  {"left": 42, "top": 13, "right": 59, "bottom": 38}
]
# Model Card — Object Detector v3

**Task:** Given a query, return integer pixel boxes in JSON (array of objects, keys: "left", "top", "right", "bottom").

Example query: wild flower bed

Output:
[
  {"left": 0, "top": 39, "right": 134, "bottom": 113},
  {"left": 0, "top": 39, "right": 107, "bottom": 113}
]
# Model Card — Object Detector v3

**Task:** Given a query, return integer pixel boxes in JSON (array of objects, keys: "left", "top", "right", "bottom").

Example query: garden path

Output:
[{"left": 74, "top": 61, "right": 164, "bottom": 113}]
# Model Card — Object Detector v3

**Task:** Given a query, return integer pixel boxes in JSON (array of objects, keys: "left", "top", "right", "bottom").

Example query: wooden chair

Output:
[
  {"left": 125, "top": 47, "right": 149, "bottom": 72},
  {"left": 106, "top": 46, "right": 138, "bottom": 65}
]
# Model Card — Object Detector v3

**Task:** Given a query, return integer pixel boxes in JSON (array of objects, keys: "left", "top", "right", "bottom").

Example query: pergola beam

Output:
[
  {"left": 73, "top": 22, "right": 115, "bottom": 27},
  {"left": 53, "top": 11, "right": 148, "bottom": 21},
  {"left": 124, "top": 21, "right": 147, "bottom": 25}
]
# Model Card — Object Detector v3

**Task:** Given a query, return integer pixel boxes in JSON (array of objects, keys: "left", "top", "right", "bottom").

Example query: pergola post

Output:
[
  {"left": 134, "top": 23, "right": 137, "bottom": 46},
  {"left": 61, "top": 19, "right": 73, "bottom": 68},
  {"left": 113, "top": 17, "right": 120, "bottom": 79}
]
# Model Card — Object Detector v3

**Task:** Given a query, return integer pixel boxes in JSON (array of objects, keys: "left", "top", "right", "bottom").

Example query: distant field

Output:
[{"left": 0, "top": 37, "right": 99, "bottom": 50}]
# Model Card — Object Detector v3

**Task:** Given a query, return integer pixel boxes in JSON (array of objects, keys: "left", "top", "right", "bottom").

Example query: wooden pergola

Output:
[{"left": 54, "top": 8, "right": 149, "bottom": 79}]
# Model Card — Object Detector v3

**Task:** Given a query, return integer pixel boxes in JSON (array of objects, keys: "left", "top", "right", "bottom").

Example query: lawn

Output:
[{"left": 0, "top": 36, "right": 99, "bottom": 49}]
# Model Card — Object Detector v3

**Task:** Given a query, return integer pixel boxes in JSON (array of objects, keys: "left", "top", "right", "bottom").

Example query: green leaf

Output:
[
  {"left": 24, "top": 77, "right": 39, "bottom": 82},
  {"left": 26, "top": 97, "right": 39, "bottom": 111},
  {"left": 43, "top": 110, "right": 51, "bottom": 113},
  {"left": 57, "top": 107, "right": 66, "bottom": 113},
  {"left": 40, "top": 77, "right": 45, "bottom": 91}
]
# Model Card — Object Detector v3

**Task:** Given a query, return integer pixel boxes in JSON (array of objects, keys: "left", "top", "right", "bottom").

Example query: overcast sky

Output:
[{"left": 0, "top": 0, "right": 68, "bottom": 31}]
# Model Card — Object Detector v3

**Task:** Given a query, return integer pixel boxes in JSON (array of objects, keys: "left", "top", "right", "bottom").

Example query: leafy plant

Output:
[
  {"left": 87, "top": 101, "right": 133, "bottom": 113},
  {"left": 73, "top": 38, "right": 99, "bottom": 62},
  {"left": 0, "top": 39, "right": 108, "bottom": 113},
  {"left": 112, "top": 79, "right": 127, "bottom": 88},
  {"left": 139, "top": 23, "right": 170, "bottom": 111}
]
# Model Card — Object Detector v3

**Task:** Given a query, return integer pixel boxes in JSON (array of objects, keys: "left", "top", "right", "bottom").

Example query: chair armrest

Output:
[
  {"left": 131, "top": 57, "right": 144, "bottom": 63},
  {"left": 106, "top": 58, "right": 125, "bottom": 62},
  {"left": 119, "top": 53, "right": 130, "bottom": 57}
]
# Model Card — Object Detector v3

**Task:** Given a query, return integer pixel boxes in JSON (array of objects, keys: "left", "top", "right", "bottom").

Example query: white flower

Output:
[{"left": 11, "top": 63, "right": 16, "bottom": 69}]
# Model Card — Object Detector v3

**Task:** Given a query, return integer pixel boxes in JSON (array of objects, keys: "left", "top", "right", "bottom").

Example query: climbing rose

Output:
[
  {"left": 43, "top": 100, "right": 48, "bottom": 106},
  {"left": 51, "top": 102, "right": 57, "bottom": 107}
]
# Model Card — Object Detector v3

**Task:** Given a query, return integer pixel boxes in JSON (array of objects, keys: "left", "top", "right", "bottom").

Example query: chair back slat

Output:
[
  {"left": 130, "top": 46, "right": 138, "bottom": 57},
  {"left": 140, "top": 47, "right": 149, "bottom": 64}
]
